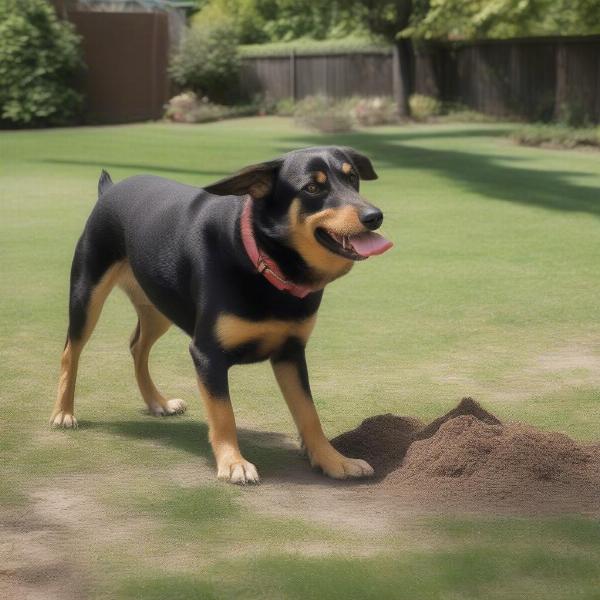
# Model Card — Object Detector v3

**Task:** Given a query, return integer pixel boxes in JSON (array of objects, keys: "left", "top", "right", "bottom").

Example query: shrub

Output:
[
  {"left": 292, "top": 95, "right": 399, "bottom": 132},
  {"left": 0, "top": 0, "right": 84, "bottom": 127},
  {"left": 556, "top": 102, "right": 592, "bottom": 128},
  {"left": 409, "top": 94, "right": 442, "bottom": 121},
  {"left": 274, "top": 97, "right": 295, "bottom": 116},
  {"left": 240, "top": 38, "right": 391, "bottom": 58},
  {"left": 164, "top": 92, "right": 210, "bottom": 123},
  {"left": 293, "top": 96, "right": 354, "bottom": 133},
  {"left": 435, "top": 103, "right": 494, "bottom": 123},
  {"left": 164, "top": 92, "right": 260, "bottom": 123},
  {"left": 510, "top": 124, "right": 600, "bottom": 149},
  {"left": 170, "top": 19, "right": 240, "bottom": 103},
  {"left": 347, "top": 96, "right": 397, "bottom": 126}
]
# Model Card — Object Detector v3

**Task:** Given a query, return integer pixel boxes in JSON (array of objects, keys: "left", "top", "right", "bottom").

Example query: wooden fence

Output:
[
  {"left": 67, "top": 10, "right": 170, "bottom": 124},
  {"left": 240, "top": 51, "right": 394, "bottom": 101},
  {"left": 242, "top": 36, "right": 600, "bottom": 123},
  {"left": 432, "top": 36, "right": 600, "bottom": 122}
]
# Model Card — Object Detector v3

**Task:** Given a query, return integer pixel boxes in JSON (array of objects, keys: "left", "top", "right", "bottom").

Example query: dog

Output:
[{"left": 51, "top": 146, "right": 393, "bottom": 484}]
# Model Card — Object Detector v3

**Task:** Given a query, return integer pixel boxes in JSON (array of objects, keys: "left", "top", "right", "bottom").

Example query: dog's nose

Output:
[{"left": 360, "top": 208, "right": 383, "bottom": 230}]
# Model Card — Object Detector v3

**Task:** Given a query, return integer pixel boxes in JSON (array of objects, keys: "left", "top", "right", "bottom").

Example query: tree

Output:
[
  {"left": 192, "top": 0, "right": 363, "bottom": 44},
  {"left": 170, "top": 16, "right": 241, "bottom": 102},
  {"left": 0, "top": 0, "right": 84, "bottom": 127},
  {"left": 258, "top": 0, "right": 360, "bottom": 42},
  {"left": 345, "top": 1, "right": 414, "bottom": 116},
  {"left": 406, "top": 0, "right": 600, "bottom": 40},
  {"left": 192, "top": 0, "right": 268, "bottom": 44}
]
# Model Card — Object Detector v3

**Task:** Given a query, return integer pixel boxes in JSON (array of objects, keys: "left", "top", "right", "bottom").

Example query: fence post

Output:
[{"left": 290, "top": 49, "right": 297, "bottom": 101}]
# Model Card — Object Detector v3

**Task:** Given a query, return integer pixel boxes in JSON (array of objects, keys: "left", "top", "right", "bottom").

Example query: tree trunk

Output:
[
  {"left": 393, "top": 39, "right": 414, "bottom": 117},
  {"left": 554, "top": 43, "right": 568, "bottom": 121},
  {"left": 414, "top": 41, "right": 441, "bottom": 99}
]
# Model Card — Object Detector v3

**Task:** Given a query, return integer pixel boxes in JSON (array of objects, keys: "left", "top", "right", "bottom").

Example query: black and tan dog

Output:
[{"left": 51, "top": 146, "right": 393, "bottom": 484}]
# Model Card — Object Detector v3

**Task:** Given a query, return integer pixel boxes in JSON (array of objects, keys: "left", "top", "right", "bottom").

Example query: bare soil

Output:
[{"left": 332, "top": 398, "right": 600, "bottom": 514}]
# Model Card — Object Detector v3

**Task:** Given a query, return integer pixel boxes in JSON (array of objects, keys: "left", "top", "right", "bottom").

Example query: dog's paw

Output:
[
  {"left": 50, "top": 411, "right": 78, "bottom": 429},
  {"left": 148, "top": 399, "right": 187, "bottom": 416},
  {"left": 310, "top": 447, "right": 374, "bottom": 479},
  {"left": 165, "top": 398, "right": 187, "bottom": 415},
  {"left": 217, "top": 458, "right": 260, "bottom": 485}
]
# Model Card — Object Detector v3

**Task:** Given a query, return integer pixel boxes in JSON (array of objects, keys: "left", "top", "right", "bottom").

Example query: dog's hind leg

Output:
[
  {"left": 129, "top": 305, "right": 186, "bottom": 416},
  {"left": 51, "top": 250, "right": 124, "bottom": 428},
  {"left": 120, "top": 268, "right": 186, "bottom": 416}
]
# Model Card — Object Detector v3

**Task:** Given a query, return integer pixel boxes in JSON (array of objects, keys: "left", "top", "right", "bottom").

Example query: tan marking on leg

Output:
[
  {"left": 197, "top": 378, "right": 259, "bottom": 484},
  {"left": 117, "top": 261, "right": 152, "bottom": 305},
  {"left": 51, "top": 261, "right": 126, "bottom": 427},
  {"left": 130, "top": 306, "right": 186, "bottom": 415},
  {"left": 215, "top": 313, "right": 316, "bottom": 355},
  {"left": 341, "top": 162, "right": 352, "bottom": 174},
  {"left": 51, "top": 339, "right": 80, "bottom": 428},
  {"left": 272, "top": 362, "right": 374, "bottom": 479},
  {"left": 119, "top": 263, "right": 186, "bottom": 416}
]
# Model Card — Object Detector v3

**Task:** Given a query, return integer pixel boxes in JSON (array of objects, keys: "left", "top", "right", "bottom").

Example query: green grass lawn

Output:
[{"left": 1, "top": 118, "right": 600, "bottom": 599}]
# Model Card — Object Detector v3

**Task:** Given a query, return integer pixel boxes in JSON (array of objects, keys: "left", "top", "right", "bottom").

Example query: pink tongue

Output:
[{"left": 349, "top": 232, "right": 393, "bottom": 257}]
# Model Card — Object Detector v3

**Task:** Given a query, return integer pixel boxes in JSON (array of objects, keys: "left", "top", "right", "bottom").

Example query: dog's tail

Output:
[{"left": 98, "top": 169, "right": 113, "bottom": 198}]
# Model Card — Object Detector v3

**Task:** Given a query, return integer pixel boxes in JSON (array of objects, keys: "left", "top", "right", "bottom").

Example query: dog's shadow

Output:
[
  {"left": 80, "top": 417, "right": 368, "bottom": 486},
  {"left": 80, "top": 397, "right": 497, "bottom": 486}
]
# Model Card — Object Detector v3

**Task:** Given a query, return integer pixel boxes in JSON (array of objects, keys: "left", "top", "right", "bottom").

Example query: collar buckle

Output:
[{"left": 256, "top": 257, "right": 268, "bottom": 274}]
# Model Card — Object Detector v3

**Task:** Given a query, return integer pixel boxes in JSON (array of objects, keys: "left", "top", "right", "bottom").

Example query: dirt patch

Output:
[
  {"left": 332, "top": 398, "right": 600, "bottom": 514},
  {"left": 0, "top": 510, "right": 83, "bottom": 600},
  {"left": 0, "top": 476, "right": 166, "bottom": 600}
]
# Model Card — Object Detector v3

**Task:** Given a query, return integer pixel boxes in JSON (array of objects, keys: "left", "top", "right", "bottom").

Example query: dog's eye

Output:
[
  {"left": 349, "top": 172, "right": 358, "bottom": 186},
  {"left": 304, "top": 183, "right": 320, "bottom": 195}
]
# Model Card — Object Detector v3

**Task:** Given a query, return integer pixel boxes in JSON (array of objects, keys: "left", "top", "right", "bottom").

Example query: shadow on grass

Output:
[
  {"left": 40, "top": 158, "right": 230, "bottom": 179},
  {"left": 82, "top": 417, "right": 323, "bottom": 482},
  {"left": 81, "top": 417, "right": 382, "bottom": 487},
  {"left": 38, "top": 127, "right": 600, "bottom": 217},
  {"left": 281, "top": 128, "right": 600, "bottom": 218}
]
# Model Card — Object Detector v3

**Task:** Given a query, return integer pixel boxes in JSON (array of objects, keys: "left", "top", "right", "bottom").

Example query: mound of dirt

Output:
[{"left": 331, "top": 398, "right": 600, "bottom": 514}]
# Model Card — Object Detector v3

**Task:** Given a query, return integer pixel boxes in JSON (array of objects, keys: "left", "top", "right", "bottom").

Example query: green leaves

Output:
[
  {"left": 406, "top": 0, "right": 600, "bottom": 40},
  {"left": 0, "top": 0, "right": 84, "bottom": 127},
  {"left": 191, "top": 0, "right": 366, "bottom": 44},
  {"left": 170, "top": 18, "right": 241, "bottom": 102}
]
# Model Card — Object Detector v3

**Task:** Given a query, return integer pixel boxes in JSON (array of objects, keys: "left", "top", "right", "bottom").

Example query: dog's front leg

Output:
[
  {"left": 271, "top": 340, "right": 374, "bottom": 479},
  {"left": 190, "top": 342, "right": 259, "bottom": 485}
]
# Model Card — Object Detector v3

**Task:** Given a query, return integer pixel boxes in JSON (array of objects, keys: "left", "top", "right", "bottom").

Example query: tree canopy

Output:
[
  {"left": 191, "top": 0, "right": 364, "bottom": 44},
  {"left": 190, "top": 0, "right": 600, "bottom": 44},
  {"left": 407, "top": 0, "right": 600, "bottom": 40}
]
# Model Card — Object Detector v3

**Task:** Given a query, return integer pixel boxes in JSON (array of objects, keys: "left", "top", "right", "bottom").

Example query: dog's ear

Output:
[
  {"left": 340, "top": 147, "right": 378, "bottom": 180},
  {"left": 204, "top": 159, "right": 283, "bottom": 199}
]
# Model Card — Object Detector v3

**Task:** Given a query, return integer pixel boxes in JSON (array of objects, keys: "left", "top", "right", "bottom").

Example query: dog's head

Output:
[{"left": 205, "top": 146, "right": 392, "bottom": 284}]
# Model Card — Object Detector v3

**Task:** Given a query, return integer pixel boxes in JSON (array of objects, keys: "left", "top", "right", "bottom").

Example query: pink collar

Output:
[{"left": 240, "top": 197, "right": 316, "bottom": 298}]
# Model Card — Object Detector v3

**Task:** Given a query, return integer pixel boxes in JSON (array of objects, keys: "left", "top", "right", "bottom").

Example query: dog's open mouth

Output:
[{"left": 315, "top": 228, "right": 393, "bottom": 260}]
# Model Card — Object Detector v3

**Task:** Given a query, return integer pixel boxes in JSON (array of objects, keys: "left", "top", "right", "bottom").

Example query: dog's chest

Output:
[{"left": 215, "top": 313, "right": 316, "bottom": 358}]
